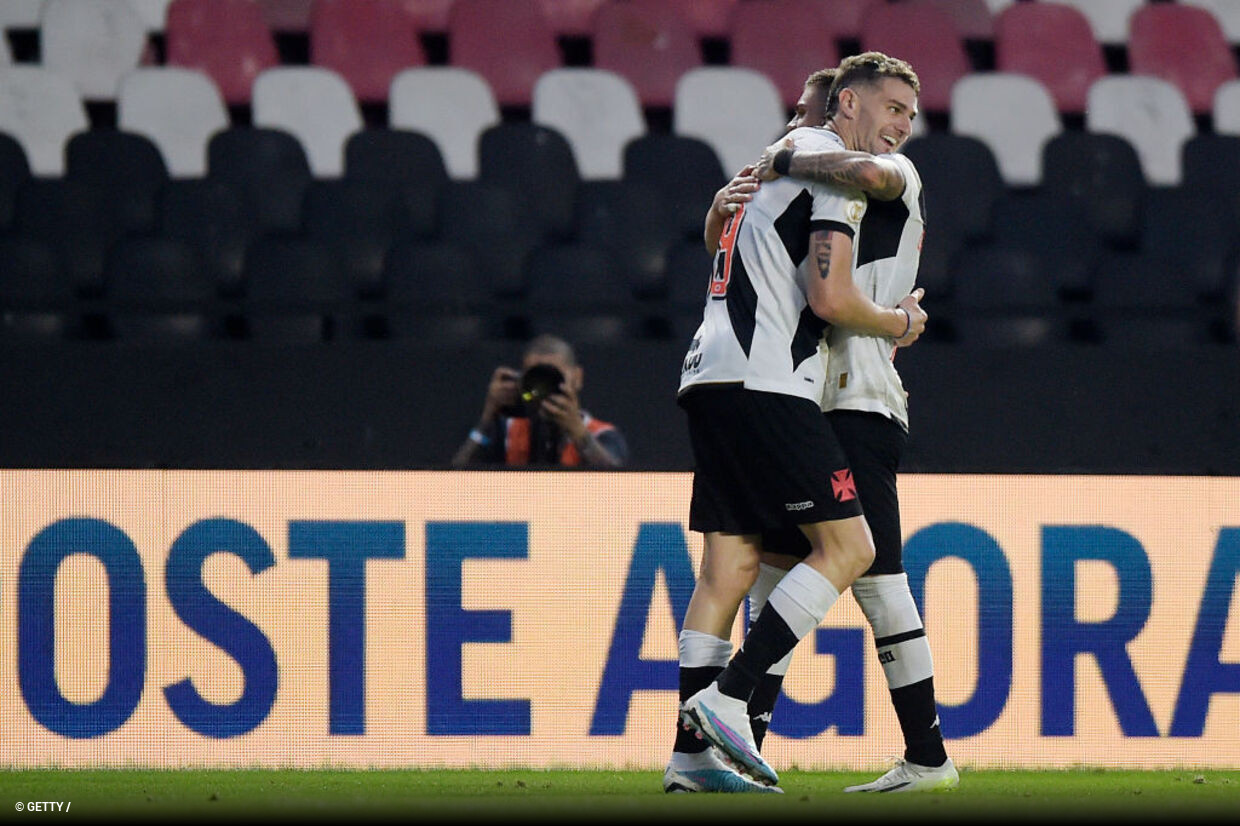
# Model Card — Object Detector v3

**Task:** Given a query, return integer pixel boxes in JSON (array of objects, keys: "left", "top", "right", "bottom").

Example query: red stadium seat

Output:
[
  {"left": 907, "top": 0, "right": 994, "bottom": 41},
  {"left": 165, "top": 0, "right": 279, "bottom": 106},
  {"left": 858, "top": 1, "right": 970, "bottom": 114},
  {"left": 728, "top": 0, "right": 842, "bottom": 108},
  {"left": 672, "top": 0, "right": 739, "bottom": 38},
  {"left": 592, "top": 0, "right": 702, "bottom": 108},
  {"left": 536, "top": 0, "right": 604, "bottom": 36},
  {"left": 447, "top": 0, "right": 560, "bottom": 107},
  {"left": 309, "top": 0, "right": 425, "bottom": 104},
  {"left": 1128, "top": 3, "right": 1238, "bottom": 116},
  {"left": 394, "top": 0, "right": 457, "bottom": 32},
  {"left": 993, "top": 1, "right": 1105, "bottom": 115}
]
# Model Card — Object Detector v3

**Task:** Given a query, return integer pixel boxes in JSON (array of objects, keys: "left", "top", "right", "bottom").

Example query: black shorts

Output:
[
  {"left": 762, "top": 409, "right": 908, "bottom": 575},
  {"left": 680, "top": 384, "right": 863, "bottom": 535}
]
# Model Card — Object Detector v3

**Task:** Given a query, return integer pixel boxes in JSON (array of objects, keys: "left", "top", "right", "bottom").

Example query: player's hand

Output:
[
  {"left": 714, "top": 166, "right": 760, "bottom": 217},
  {"left": 895, "top": 288, "right": 927, "bottom": 347},
  {"left": 753, "top": 137, "right": 795, "bottom": 181}
]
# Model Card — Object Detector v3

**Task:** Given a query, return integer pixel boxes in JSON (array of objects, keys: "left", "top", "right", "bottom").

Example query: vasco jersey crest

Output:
[
  {"left": 678, "top": 128, "right": 866, "bottom": 403},
  {"left": 821, "top": 151, "right": 925, "bottom": 428}
]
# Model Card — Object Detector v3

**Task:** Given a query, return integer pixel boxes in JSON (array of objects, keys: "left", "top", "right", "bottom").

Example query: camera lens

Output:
[{"left": 520, "top": 363, "right": 566, "bottom": 403}]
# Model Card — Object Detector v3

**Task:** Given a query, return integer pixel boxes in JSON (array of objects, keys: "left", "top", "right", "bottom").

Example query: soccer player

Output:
[{"left": 670, "top": 53, "right": 927, "bottom": 791}]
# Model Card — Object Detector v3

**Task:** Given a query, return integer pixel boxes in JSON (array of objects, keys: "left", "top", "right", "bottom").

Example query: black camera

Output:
[{"left": 500, "top": 363, "right": 566, "bottom": 418}]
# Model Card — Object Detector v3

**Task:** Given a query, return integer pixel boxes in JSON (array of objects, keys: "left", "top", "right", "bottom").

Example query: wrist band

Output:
[
  {"left": 897, "top": 307, "right": 912, "bottom": 339},
  {"left": 772, "top": 148, "right": 794, "bottom": 176},
  {"left": 468, "top": 428, "right": 490, "bottom": 447}
]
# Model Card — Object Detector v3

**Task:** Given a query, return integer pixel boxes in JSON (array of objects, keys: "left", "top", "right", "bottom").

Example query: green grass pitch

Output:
[{"left": 2, "top": 768, "right": 1239, "bottom": 824}]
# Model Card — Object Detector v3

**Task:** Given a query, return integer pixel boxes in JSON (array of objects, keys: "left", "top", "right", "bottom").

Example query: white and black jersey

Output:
[
  {"left": 821, "top": 151, "right": 925, "bottom": 429},
  {"left": 679, "top": 128, "right": 867, "bottom": 404}
]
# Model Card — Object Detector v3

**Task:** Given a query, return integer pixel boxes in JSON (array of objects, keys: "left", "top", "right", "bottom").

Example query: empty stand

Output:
[
  {"left": 437, "top": 180, "right": 537, "bottom": 309},
  {"left": 0, "top": 235, "right": 82, "bottom": 339},
  {"left": 118, "top": 67, "right": 230, "bottom": 178},
  {"left": 40, "top": 0, "right": 149, "bottom": 101},
  {"left": 0, "top": 132, "right": 30, "bottom": 230},
  {"left": 1086, "top": 76, "right": 1195, "bottom": 187},
  {"left": 207, "top": 127, "right": 313, "bottom": 233},
  {"left": 389, "top": 67, "right": 500, "bottom": 178},
  {"left": 103, "top": 235, "right": 223, "bottom": 341},
  {"left": 992, "top": 1, "right": 1105, "bottom": 114},
  {"left": 1215, "top": 79, "right": 1240, "bottom": 133},
  {"left": 394, "top": 0, "right": 458, "bottom": 32},
  {"left": 950, "top": 73, "right": 1062, "bottom": 187},
  {"left": 673, "top": 67, "right": 785, "bottom": 177},
  {"left": 383, "top": 240, "right": 494, "bottom": 341},
  {"left": 859, "top": 1, "right": 970, "bottom": 114},
  {"left": 308, "top": 0, "right": 426, "bottom": 105},
  {"left": 252, "top": 66, "right": 363, "bottom": 177},
  {"left": 158, "top": 178, "right": 257, "bottom": 297},
  {"left": 447, "top": 0, "right": 560, "bottom": 107},
  {"left": 1182, "top": 0, "right": 1240, "bottom": 43},
  {"left": 727, "top": 0, "right": 841, "bottom": 109},
  {"left": 0, "top": 66, "right": 89, "bottom": 176},
  {"left": 523, "top": 241, "right": 637, "bottom": 342},
  {"left": 1128, "top": 3, "right": 1238, "bottom": 116},
  {"left": 592, "top": 0, "right": 703, "bottom": 108},
  {"left": 165, "top": 0, "right": 280, "bottom": 106},
  {"left": 241, "top": 235, "right": 357, "bottom": 342},
  {"left": 127, "top": 0, "right": 175, "bottom": 32},
  {"left": 575, "top": 179, "right": 680, "bottom": 301},
  {"left": 302, "top": 178, "right": 407, "bottom": 299},
  {"left": 536, "top": 0, "right": 605, "bottom": 36},
  {"left": 532, "top": 68, "right": 646, "bottom": 180},
  {"left": 908, "top": 0, "right": 995, "bottom": 41},
  {"left": 478, "top": 122, "right": 580, "bottom": 241},
  {"left": 902, "top": 132, "right": 1005, "bottom": 244},
  {"left": 64, "top": 130, "right": 170, "bottom": 232},
  {"left": 344, "top": 128, "right": 447, "bottom": 239},
  {"left": 951, "top": 244, "right": 1068, "bottom": 347},
  {"left": 1182, "top": 133, "right": 1240, "bottom": 235},
  {"left": 1041, "top": 131, "right": 1147, "bottom": 249},
  {"left": 623, "top": 133, "right": 726, "bottom": 243},
  {"left": 1042, "top": 0, "right": 1144, "bottom": 45}
]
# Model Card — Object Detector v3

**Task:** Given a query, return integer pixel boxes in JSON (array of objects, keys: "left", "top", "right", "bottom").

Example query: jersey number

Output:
[{"left": 710, "top": 204, "right": 745, "bottom": 298}]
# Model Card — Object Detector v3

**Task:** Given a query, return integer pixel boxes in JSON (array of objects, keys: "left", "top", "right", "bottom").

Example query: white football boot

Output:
[
  {"left": 662, "top": 748, "right": 783, "bottom": 794},
  {"left": 844, "top": 757, "right": 959, "bottom": 793}
]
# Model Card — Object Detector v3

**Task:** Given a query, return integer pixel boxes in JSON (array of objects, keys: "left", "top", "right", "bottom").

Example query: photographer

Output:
[{"left": 450, "top": 334, "right": 629, "bottom": 468}]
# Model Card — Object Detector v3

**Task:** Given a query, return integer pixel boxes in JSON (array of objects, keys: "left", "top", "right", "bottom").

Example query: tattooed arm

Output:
[
  {"left": 805, "top": 228, "right": 926, "bottom": 343},
  {"left": 755, "top": 143, "right": 906, "bottom": 202}
]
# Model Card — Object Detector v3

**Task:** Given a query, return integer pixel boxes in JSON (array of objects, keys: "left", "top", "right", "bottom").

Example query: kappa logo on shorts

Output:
[{"left": 831, "top": 469, "right": 857, "bottom": 502}]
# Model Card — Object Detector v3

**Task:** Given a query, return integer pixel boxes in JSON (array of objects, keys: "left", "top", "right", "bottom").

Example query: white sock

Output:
[
  {"left": 852, "top": 573, "right": 934, "bottom": 689},
  {"left": 767, "top": 562, "right": 841, "bottom": 640},
  {"left": 678, "top": 628, "right": 732, "bottom": 668}
]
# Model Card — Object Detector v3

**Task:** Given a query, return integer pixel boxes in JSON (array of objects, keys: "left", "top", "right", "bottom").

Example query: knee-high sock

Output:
[
  {"left": 852, "top": 573, "right": 947, "bottom": 767},
  {"left": 746, "top": 563, "right": 793, "bottom": 749},
  {"left": 718, "top": 562, "right": 839, "bottom": 703},
  {"left": 675, "top": 629, "right": 733, "bottom": 753}
]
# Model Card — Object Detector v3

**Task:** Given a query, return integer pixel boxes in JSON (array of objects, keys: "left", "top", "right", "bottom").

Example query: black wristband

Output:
[{"left": 772, "top": 148, "right": 794, "bottom": 176}]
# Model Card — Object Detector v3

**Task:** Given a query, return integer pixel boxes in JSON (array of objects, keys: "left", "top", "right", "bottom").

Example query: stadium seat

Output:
[
  {"left": 992, "top": 1, "right": 1105, "bottom": 115},
  {"left": 858, "top": 1, "right": 970, "bottom": 114},
  {"left": 389, "top": 67, "right": 500, "bottom": 179},
  {"left": 575, "top": 179, "right": 680, "bottom": 301},
  {"left": 0, "top": 132, "right": 30, "bottom": 231},
  {"left": 40, "top": 0, "right": 149, "bottom": 101},
  {"left": 478, "top": 122, "right": 580, "bottom": 241},
  {"left": 1215, "top": 79, "right": 1240, "bottom": 133},
  {"left": 951, "top": 244, "right": 1068, "bottom": 347},
  {"left": 103, "top": 235, "right": 223, "bottom": 341},
  {"left": 902, "top": 132, "right": 1004, "bottom": 243},
  {"left": 158, "top": 178, "right": 256, "bottom": 297},
  {"left": 1181, "top": 0, "right": 1240, "bottom": 43},
  {"left": 302, "top": 178, "right": 406, "bottom": 299},
  {"left": 207, "top": 127, "right": 313, "bottom": 233},
  {"left": 673, "top": 67, "right": 786, "bottom": 177},
  {"left": 1182, "top": 133, "right": 1240, "bottom": 234},
  {"left": 1040, "top": 0, "right": 1144, "bottom": 45},
  {"left": 0, "top": 66, "right": 88, "bottom": 176},
  {"left": 0, "top": 235, "right": 80, "bottom": 339},
  {"left": 536, "top": 0, "right": 605, "bottom": 36},
  {"left": 437, "top": 180, "right": 537, "bottom": 307},
  {"left": 392, "top": 0, "right": 457, "bottom": 32},
  {"left": 0, "top": 32, "right": 9, "bottom": 65},
  {"left": 674, "top": 0, "right": 740, "bottom": 38},
  {"left": 1128, "top": 3, "right": 1238, "bottom": 116},
  {"left": 344, "top": 128, "right": 447, "bottom": 239},
  {"left": 662, "top": 237, "right": 712, "bottom": 338},
  {"left": 0, "top": 1, "right": 42, "bottom": 30},
  {"left": 623, "top": 133, "right": 726, "bottom": 243},
  {"left": 308, "top": 0, "right": 426, "bottom": 105},
  {"left": 532, "top": 68, "right": 646, "bottom": 180},
  {"left": 252, "top": 67, "right": 363, "bottom": 177},
  {"left": 241, "top": 235, "right": 357, "bottom": 342},
  {"left": 118, "top": 67, "right": 229, "bottom": 178},
  {"left": 906, "top": 0, "right": 995, "bottom": 41},
  {"left": 1086, "top": 76, "right": 1195, "bottom": 187},
  {"left": 592, "top": 0, "right": 702, "bottom": 108},
  {"left": 727, "top": 0, "right": 842, "bottom": 110},
  {"left": 1041, "top": 131, "right": 1146, "bottom": 249},
  {"left": 523, "top": 241, "right": 638, "bottom": 342},
  {"left": 447, "top": 0, "right": 559, "bottom": 107},
  {"left": 950, "top": 73, "right": 1062, "bottom": 187},
  {"left": 165, "top": 0, "right": 280, "bottom": 106},
  {"left": 127, "top": 0, "right": 175, "bottom": 32},
  {"left": 383, "top": 240, "right": 494, "bottom": 341},
  {"left": 64, "top": 130, "right": 169, "bottom": 233}
]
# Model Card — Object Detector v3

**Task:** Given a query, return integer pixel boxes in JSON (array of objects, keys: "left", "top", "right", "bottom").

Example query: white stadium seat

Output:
[
  {"left": 118, "top": 67, "right": 228, "bottom": 178},
  {"left": 0, "top": 66, "right": 88, "bottom": 175},
  {"left": 674, "top": 67, "right": 785, "bottom": 177},
  {"left": 1086, "top": 75, "right": 1194, "bottom": 186},
  {"left": 40, "top": 0, "right": 148, "bottom": 101},
  {"left": 951, "top": 72, "right": 1062, "bottom": 186},
  {"left": 252, "top": 66, "right": 363, "bottom": 178},
  {"left": 389, "top": 67, "right": 500, "bottom": 179},
  {"left": 533, "top": 68, "right": 646, "bottom": 180}
]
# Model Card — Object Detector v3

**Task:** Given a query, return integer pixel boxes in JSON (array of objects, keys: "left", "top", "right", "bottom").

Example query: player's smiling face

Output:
[{"left": 852, "top": 77, "right": 918, "bottom": 155}]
